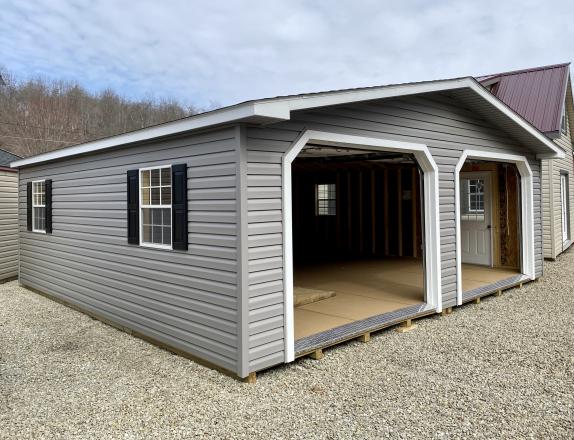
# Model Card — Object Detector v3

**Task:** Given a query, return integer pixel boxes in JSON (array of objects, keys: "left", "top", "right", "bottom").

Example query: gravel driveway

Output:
[{"left": 1, "top": 252, "right": 573, "bottom": 439}]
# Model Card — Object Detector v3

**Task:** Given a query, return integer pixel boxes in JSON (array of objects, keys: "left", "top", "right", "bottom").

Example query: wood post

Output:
[
  {"left": 309, "top": 349, "right": 324, "bottom": 360},
  {"left": 384, "top": 168, "right": 389, "bottom": 256},
  {"left": 495, "top": 290, "right": 502, "bottom": 297},
  {"left": 371, "top": 170, "right": 376, "bottom": 255},
  {"left": 398, "top": 168, "right": 403, "bottom": 257},
  {"left": 412, "top": 167, "right": 418, "bottom": 258},
  {"left": 474, "top": 297, "right": 481, "bottom": 304}
]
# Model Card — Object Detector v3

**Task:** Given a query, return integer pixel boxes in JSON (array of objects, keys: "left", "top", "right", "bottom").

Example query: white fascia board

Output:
[
  {"left": 12, "top": 77, "right": 563, "bottom": 167},
  {"left": 10, "top": 102, "right": 287, "bottom": 168}
]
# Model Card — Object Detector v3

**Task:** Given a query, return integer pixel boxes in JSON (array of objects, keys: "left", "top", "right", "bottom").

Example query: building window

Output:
[
  {"left": 32, "top": 180, "right": 46, "bottom": 232},
  {"left": 561, "top": 106, "right": 567, "bottom": 135},
  {"left": 316, "top": 183, "right": 336, "bottom": 216},
  {"left": 140, "top": 166, "right": 172, "bottom": 248},
  {"left": 467, "top": 179, "right": 485, "bottom": 213}
]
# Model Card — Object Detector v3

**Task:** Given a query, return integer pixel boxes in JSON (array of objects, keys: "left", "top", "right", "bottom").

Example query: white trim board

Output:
[
  {"left": 282, "top": 130, "right": 442, "bottom": 363},
  {"left": 454, "top": 150, "right": 536, "bottom": 306},
  {"left": 11, "top": 78, "right": 563, "bottom": 168}
]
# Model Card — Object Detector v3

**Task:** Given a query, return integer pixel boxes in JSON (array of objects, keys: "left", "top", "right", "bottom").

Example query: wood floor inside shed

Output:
[{"left": 294, "top": 258, "right": 521, "bottom": 339}]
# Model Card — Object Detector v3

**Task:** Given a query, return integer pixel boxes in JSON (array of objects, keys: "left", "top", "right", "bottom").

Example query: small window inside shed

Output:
[{"left": 315, "top": 183, "right": 336, "bottom": 216}]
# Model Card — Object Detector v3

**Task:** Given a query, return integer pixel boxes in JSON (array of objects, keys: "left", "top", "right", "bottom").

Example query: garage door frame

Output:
[{"left": 282, "top": 130, "right": 442, "bottom": 362}]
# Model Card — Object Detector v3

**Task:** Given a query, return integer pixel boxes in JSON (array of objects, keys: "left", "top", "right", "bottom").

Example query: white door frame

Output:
[
  {"left": 282, "top": 130, "right": 442, "bottom": 362},
  {"left": 454, "top": 150, "right": 536, "bottom": 306},
  {"left": 560, "top": 172, "right": 570, "bottom": 244},
  {"left": 459, "top": 171, "right": 493, "bottom": 267}
]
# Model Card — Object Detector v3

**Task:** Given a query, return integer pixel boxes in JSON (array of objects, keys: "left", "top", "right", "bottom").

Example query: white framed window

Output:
[
  {"left": 140, "top": 166, "right": 172, "bottom": 249},
  {"left": 466, "top": 179, "right": 485, "bottom": 213},
  {"left": 315, "top": 183, "right": 336, "bottom": 216},
  {"left": 561, "top": 106, "right": 567, "bottom": 135},
  {"left": 32, "top": 180, "right": 46, "bottom": 233}
]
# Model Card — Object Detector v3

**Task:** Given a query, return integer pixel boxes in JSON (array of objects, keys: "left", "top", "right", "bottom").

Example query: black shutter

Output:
[
  {"left": 127, "top": 169, "right": 139, "bottom": 244},
  {"left": 171, "top": 164, "right": 188, "bottom": 250},
  {"left": 45, "top": 179, "right": 53, "bottom": 234},
  {"left": 27, "top": 182, "right": 32, "bottom": 231}
]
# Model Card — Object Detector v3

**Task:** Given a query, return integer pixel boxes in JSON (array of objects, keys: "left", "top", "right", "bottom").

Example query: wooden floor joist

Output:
[
  {"left": 243, "top": 372, "right": 257, "bottom": 384},
  {"left": 441, "top": 307, "right": 453, "bottom": 316},
  {"left": 309, "top": 349, "right": 324, "bottom": 360},
  {"left": 358, "top": 332, "right": 371, "bottom": 343},
  {"left": 396, "top": 318, "right": 417, "bottom": 333}
]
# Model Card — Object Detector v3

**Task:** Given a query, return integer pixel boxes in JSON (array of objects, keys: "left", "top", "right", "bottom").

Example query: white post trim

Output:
[
  {"left": 454, "top": 150, "right": 536, "bottom": 305},
  {"left": 282, "top": 130, "right": 442, "bottom": 362}
]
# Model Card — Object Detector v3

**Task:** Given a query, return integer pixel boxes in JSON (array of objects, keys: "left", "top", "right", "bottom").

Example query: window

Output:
[
  {"left": 316, "top": 183, "right": 336, "bottom": 216},
  {"left": 561, "top": 106, "right": 567, "bottom": 135},
  {"left": 140, "top": 166, "right": 172, "bottom": 248},
  {"left": 467, "top": 179, "right": 485, "bottom": 213},
  {"left": 32, "top": 180, "right": 46, "bottom": 232}
]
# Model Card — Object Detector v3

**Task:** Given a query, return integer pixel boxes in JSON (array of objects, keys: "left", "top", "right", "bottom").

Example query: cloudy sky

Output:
[{"left": 1, "top": 0, "right": 573, "bottom": 109}]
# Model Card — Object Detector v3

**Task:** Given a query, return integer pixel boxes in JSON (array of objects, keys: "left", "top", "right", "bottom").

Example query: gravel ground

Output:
[{"left": 1, "top": 254, "right": 573, "bottom": 440}]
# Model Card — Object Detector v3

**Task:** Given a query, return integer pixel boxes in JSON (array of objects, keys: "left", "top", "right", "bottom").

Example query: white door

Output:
[
  {"left": 561, "top": 173, "right": 570, "bottom": 243},
  {"left": 460, "top": 172, "right": 492, "bottom": 266}
]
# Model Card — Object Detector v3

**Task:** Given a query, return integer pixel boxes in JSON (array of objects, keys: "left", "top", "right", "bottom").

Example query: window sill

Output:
[
  {"left": 140, "top": 242, "right": 173, "bottom": 251},
  {"left": 31, "top": 229, "right": 46, "bottom": 234}
]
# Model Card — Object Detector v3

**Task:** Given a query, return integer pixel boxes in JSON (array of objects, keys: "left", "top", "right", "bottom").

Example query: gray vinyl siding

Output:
[
  {"left": 0, "top": 170, "right": 18, "bottom": 281},
  {"left": 541, "top": 119, "right": 573, "bottom": 259},
  {"left": 245, "top": 93, "right": 544, "bottom": 371},
  {"left": 18, "top": 128, "right": 241, "bottom": 374}
]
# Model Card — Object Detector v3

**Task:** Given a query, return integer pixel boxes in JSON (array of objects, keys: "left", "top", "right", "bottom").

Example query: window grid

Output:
[
  {"left": 140, "top": 166, "right": 172, "bottom": 248},
  {"left": 467, "top": 179, "right": 485, "bottom": 213},
  {"left": 316, "top": 183, "right": 336, "bottom": 216},
  {"left": 32, "top": 180, "right": 46, "bottom": 233}
]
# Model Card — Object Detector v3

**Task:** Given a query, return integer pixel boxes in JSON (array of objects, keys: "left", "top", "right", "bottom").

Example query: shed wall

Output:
[
  {"left": 0, "top": 169, "right": 18, "bottom": 281},
  {"left": 542, "top": 96, "right": 574, "bottom": 259},
  {"left": 18, "top": 128, "right": 241, "bottom": 373},
  {"left": 245, "top": 93, "right": 544, "bottom": 372}
]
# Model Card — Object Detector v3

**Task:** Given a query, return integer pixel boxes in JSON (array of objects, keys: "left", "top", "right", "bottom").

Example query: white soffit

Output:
[{"left": 11, "top": 77, "right": 563, "bottom": 168}]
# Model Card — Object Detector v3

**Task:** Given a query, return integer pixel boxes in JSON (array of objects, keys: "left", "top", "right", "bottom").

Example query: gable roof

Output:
[
  {"left": 11, "top": 76, "right": 564, "bottom": 168},
  {"left": 0, "top": 148, "right": 20, "bottom": 168},
  {"left": 477, "top": 63, "right": 570, "bottom": 137}
]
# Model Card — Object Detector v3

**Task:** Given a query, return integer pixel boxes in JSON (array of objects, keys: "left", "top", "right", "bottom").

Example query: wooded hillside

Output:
[{"left": 0, "top": 67, "right": 200, "bottom": 158}]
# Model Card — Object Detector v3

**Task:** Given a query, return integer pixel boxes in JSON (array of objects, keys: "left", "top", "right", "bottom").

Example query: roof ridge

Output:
[{"left": 477, "top": 62, "right": 570, "bottom": 81}]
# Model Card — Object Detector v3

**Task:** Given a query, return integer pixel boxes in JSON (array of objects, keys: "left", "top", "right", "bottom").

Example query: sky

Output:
[{"left": 1, "top": 0, "right": 573, "bottom": 109}]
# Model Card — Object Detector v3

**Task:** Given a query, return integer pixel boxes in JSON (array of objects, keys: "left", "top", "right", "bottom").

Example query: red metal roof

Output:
[{"left": 476, "top": 63, "right": 570, "bottom": 135}]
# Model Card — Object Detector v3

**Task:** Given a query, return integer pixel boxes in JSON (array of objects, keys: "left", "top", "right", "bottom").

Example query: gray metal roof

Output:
[
  {"left": 0, "top": 148, "right": 21, "bottom": 168},
  {"left": 476, "top": 63, "right": 570, "bottom": 136}
]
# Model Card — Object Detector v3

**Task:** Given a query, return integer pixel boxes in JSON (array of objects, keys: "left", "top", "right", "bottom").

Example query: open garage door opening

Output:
[
  {"left": 290, "top": 144, "right": 429, "bottom": 347},
  {"left": 459, "top": 159, "right": 524, "bottom": 301}
]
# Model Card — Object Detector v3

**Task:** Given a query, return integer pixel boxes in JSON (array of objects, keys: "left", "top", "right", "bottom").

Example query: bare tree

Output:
[{"left": 0, "top": 66, "right": 201, "bottom": 157}]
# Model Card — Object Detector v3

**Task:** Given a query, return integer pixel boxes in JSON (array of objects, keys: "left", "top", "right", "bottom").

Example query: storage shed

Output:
[
  {"left": 478, "top": 63, "right": 574, "bottom": 260},
  {"left": 0, "top": 148, "right": 20, "bottom": 282},
  {"left": 11, "top": 77, "right": 563, "bottom": 381}
]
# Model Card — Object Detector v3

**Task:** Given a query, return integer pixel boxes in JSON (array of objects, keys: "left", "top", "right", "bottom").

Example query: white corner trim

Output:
[
  {"left": 454, "top": 150, "right": 536, "bottom": 306},
  {"left": 282, "top": 130, "right": 442, "bottom": 363},
  {"left": 11, "top": 77, "right": 562, "bottom": 168}
]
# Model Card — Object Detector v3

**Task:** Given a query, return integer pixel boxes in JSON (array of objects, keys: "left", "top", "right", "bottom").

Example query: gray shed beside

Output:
[
  {"left": 11, "top": 78, "right": 563, "bottom": 380},
  {"left": 0, "top": 148, "right": 20, "bottom": 282}
]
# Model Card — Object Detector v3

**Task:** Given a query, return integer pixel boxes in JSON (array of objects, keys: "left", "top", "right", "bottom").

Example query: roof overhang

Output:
[
  {"left": 0, "top": 166, "right": 17, "bottom": 173},
  {"left": 11, "top": 77, "right": 564, "bottom": 168}
]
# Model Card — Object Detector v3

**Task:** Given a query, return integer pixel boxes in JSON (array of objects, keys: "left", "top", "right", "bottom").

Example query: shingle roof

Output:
[
  {"left": 0, "top": 148, "right": 21, "bottom": 168},
  {"left": 476, "top": 63, "right": 570, "bottom": 135}
]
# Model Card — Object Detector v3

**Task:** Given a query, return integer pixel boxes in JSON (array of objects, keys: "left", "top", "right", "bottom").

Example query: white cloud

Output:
[{"left": 1, "top": 0, "right": 573, "bottom": 108}]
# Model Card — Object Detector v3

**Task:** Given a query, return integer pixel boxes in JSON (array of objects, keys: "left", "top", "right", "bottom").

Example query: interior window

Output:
[
  {"left": 316, "top": 183, "right": 336, "bottom": 216},
  {"left": 140, "top": 166, "right": 172, "bottom": 247},
  {"left": 32, "top": 180, "right": 46, "bottom": 232}
]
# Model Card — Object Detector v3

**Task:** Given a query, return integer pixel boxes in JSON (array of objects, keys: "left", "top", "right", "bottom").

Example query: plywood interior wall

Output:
[
  {"left": 461, "top": 161, "right": 520, "bottom": 269},
  {"left": 291, "top": 159, "right": 423, "bottom": 263}
]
